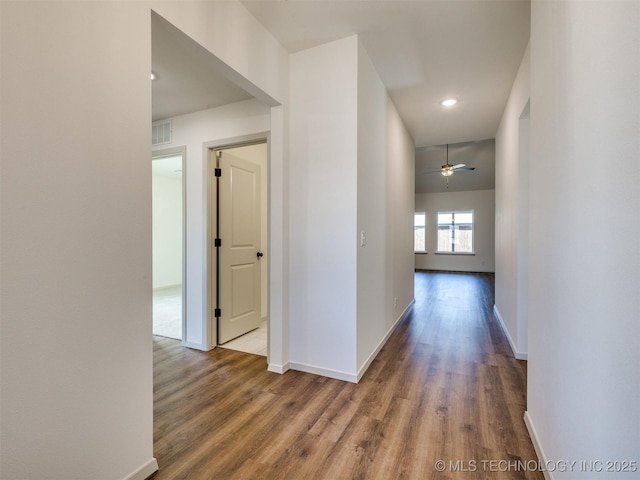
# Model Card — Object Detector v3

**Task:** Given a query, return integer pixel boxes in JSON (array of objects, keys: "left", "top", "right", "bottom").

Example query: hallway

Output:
[{"left": 151, "top": 271, "right": 542, "bottom": 479}]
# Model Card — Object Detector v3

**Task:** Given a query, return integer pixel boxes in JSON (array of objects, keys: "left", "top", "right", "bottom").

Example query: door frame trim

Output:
[
  {"left": 204, "top": 132, "right": 270, "bottom": 354},
  {"left": 152, "top": 146, "right": 187, "bottom": 344}
]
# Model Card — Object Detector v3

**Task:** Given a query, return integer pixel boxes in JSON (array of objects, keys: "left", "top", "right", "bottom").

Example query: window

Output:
[
  {"left": 414, "top": 212, "right": 426, "bottom": 252},
  {"left": 437, "top": 211, "right": 473, "bottom": 253}
]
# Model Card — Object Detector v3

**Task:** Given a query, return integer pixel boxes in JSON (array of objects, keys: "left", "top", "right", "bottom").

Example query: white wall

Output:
[
  {"left": 0, "top": 2, "right": 157, "bottom": 479},
  {"left": 494, "top": 43, "right": 530, "bottom": 359},
  {"left": 415, "top": 190, "right": 496, "bottom": 273},
  {"left": 516, "top": 107, "right": 530, "bottom": 358},
  {"left": 357, "top": 41, "right": 415, "bottom": 376},
  {"left": 289, "top": 36, "right": 359, "bottom": 379},
  {"left": 527, "top": 1, "right": 640, "bottom": 477},
  {"left": 1, "top": 1, "right": 290, "bottom": 478},
  {"left": 289, "top": 36, "right": 414, "bottom": 382},
  {"left": 152, "top": 100, "right": 271, "bottom": 349},
  {"left": 385, "top": 91, "right": 417, "bottom": 354},
  {"left": 152, "top": 173, "right": 183, "bottom": 289}
]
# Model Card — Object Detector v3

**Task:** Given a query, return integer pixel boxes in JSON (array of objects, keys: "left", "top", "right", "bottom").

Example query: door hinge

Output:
[
  {"left": 215, "top": 168, "right": 222, "bottom": 177},
  {"left": 214, "top": 238, "right": 222, "bottom": 247},
  {"left": 214, "top": 308, "right": 221, "bottom": 318}
]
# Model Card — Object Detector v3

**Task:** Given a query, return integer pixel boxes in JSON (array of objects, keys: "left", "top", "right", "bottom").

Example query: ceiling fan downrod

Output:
[{"left": 441, "top": 144, "right": 454, "bottom": 177}]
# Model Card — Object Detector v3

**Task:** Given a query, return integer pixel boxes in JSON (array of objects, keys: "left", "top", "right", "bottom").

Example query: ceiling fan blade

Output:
[
  {"left": 420, "top": 169, "right": 442, "bottom": 175},
  {"left": 454, "top": 166, "right": 475, "bottom": 171},
  {"left": 451, "top": 163, "right": 467, "bottom": 169}
]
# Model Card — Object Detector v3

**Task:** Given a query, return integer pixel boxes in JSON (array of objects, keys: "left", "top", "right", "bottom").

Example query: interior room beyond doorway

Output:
[{"left": 152, "top": 152, "right": 184, "bottom": 340}]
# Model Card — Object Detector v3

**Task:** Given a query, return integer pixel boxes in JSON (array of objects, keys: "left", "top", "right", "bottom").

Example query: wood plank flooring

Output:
[{"left": 151, "top": 271, "right": 543, "bottom": 480}]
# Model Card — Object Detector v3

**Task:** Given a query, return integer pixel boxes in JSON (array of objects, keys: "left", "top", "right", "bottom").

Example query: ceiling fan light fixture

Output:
[
  {"left": 441, "top": 98, "right": 457, "bottom": 107},
  {"left": 441, "top": 165, "right": 454, "bottom": 176}
]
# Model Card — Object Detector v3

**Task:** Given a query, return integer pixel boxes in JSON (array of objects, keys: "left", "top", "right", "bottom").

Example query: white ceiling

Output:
[
  {"left": 240, "top": 0, "right": 530, "bottom": 148},
  {"left": 151, "top": 1, "right": 530, "bottom": 192},
  {"left": 151, "top": 12, "right": 253, "bottom": 122}
]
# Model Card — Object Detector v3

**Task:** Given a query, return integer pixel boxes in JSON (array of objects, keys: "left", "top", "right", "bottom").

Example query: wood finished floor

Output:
[{"left": 151, "top": 271, "right": 542, "bottom": 480}]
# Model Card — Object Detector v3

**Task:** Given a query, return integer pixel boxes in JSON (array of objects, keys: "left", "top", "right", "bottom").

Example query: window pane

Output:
[
  {"left": 414, "top": 212, "right": 426, "bottom": 251},
  {"left": 414, "top": 227, "right": 425, "bottom": 251},
  {"left": 456, "top": 212, "right": 473, "bottom": 224},
  {"left": 438, "top": 212, "right": 452, "bottom": 225},
  {"left": 456, "top": 228, "right": 473, "bottom": 252},
  {"left": 437, "top": 228, "right": 451, "bottom": 252}
]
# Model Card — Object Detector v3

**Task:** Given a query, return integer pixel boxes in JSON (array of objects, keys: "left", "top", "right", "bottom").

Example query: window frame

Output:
[{"left": 436, "top": 210, "right": 475, "bottom": 255}]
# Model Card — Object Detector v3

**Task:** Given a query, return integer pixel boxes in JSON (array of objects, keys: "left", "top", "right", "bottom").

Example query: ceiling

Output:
[
  {"left": 152, "top": 12, "right": 253, "bottom": 122},
  {"left": 415, "top": 139, "right": 495, "bottom": 194},
  {"left": 151, "top": 1, "right": 530, "bottom": 192},
  {"left": 239, "top": 0, "right": 530, "bottom": 148}
]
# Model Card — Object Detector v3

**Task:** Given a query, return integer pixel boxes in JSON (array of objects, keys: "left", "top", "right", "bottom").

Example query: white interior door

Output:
[{"left": 217, "top": 151, "right": 262, "bottom": 344}]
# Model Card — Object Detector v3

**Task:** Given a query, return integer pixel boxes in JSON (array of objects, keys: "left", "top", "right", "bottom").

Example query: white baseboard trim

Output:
[
  {"left": 288, "top": 300, "right": 416, "bottom": 384},
  {"left": 153, "top": 283, "right": 182, "bottom": 292},
  {"left": 414, "top": 268, "right": 496, "bottom": 273},
  {"left": 493, "top": 305, "right": 528, "bottom": 360},
  {"left": 290, "top": 361, "right": 358, "bottom": 383},
  {"left": 524, "top": 411, "right": 553, "bottom": 480},
  {"left": 122, "top": 458, "right": 158, "bottom": 480},
  {"left": 356, "top": 299, "right": 415, "bottom": 382},
  {"left": 182, "top": 340, "right": 208, "bottom": 351},
  {"left": 268, "top": 361, "right": 290, "bottom": 374}
]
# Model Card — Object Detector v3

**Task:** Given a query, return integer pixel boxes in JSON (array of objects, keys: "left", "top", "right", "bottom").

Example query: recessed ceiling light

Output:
[
  {"left": 150, "top": 72, "right": 156, "bottom": 81},
  {"left": 441, "top": 99, "right": 457, "bottom": 107}
]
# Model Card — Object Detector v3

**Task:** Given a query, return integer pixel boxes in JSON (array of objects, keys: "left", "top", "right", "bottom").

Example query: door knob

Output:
[{"left": 257, "top": 251, "right": 264, "bottom": 259}]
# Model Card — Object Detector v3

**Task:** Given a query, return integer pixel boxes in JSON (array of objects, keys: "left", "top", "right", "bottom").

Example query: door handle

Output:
[{"left": 257, "top": 251, "right": 264, "bottom": 259}]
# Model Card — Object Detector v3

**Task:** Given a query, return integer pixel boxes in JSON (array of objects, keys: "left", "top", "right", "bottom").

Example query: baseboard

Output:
[
  {"left": 356, "top": 299, "right": 415, "bottom": 382},
  {"left": 493, "top": 305, "right": 528, "bottom": 360},
  {"left": 414, "top": 268, "right": 496, "bottom": 274},
  {"left": 289, "top": 300, "right": 416, "bottom": 384},
  {"left": 122, "top": 458, "right": 158, "bottom": 480},
  {"left": 524, "top": 412, "right": 553, "bottom": 480},
  {"left": 290, "top": 361, "right": 358, "bottom": 383},
  {"left": 152, "top": 283, "right": 181, "bottom": 292},
  {"left": 182, "top": 340, "right": 209, "bottom": 351},
  {"left": 268, "top": 361, "right": 290, "bottom": 374}
]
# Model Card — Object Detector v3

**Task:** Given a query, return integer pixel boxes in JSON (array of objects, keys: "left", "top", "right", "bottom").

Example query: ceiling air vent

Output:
[{"left": 152, "top": 120, "right": 172, "bottom": 146}]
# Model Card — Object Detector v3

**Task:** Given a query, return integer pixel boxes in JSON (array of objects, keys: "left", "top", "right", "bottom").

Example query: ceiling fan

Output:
[
  {"left": 419, "top": 143, "right": 475, "bottom": 188},
  {"left": 431, "top": 144, "right": 475, "bottom": 177}
]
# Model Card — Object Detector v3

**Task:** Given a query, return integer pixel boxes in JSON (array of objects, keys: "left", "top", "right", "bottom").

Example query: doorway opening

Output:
[
  {"left": 209, "top": 141, "right": 268, "bottom": 356},
  {"left": 152, "top": 149, "right": 186, "bottom": 341}
]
